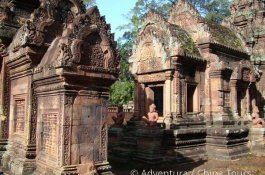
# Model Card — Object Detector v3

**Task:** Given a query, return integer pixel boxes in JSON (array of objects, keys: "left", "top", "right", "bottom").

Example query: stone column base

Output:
[
  {"left": 0, "top": 139, "right": 7, "bottom": 164},
  {"left": 95, "top": 162, "right": 113, "bottom": 175},
  {"left": 206, "top": 126, "right": 250, "bottom": 160},
  {"left": 164, "top": 127, "right": 207, "bottom": 163},
  {"left": 248, "top": 128, "right": 265, "bottom": 157},
  {"left": 2, "top": 152, "right": 35, "bottom": 175}
]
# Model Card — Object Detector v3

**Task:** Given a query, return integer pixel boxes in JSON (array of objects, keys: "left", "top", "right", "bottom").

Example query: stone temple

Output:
[
  {"left": 109, "top": 0, "right": 265, "bottom": 164},
  {"left": 1, "top": 0, "right": 265, "bottom": 174}
]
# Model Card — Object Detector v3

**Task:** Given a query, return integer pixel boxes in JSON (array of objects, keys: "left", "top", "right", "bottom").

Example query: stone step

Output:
[
  {"left": 121, "top": 136, "right": 137, "bottom": 143},
  {"left": 166, "top": 153, "right": 207, "bottom": 163},
  {"left": 112, "top": 146, "right": 136, "bottom": 154},
  {"left": 133, "top": 154, "right": 165, "bottom": 164},
  {"left": 120, "top": 141, "right": 137, "bottom": 148}
]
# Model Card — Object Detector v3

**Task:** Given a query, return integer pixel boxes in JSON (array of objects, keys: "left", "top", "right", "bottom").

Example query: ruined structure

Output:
[
  {"left": 109, "top": 0, "right": 265, "bottom": 163},
  {"left": 0, "top": 0, "right": 119, "bottom": 174},
  {"left": 223, "top": 0, "right": 265, "bottom": 117},
  {"left": 222, "top": 0, "right": 265, "bottom": 158}
]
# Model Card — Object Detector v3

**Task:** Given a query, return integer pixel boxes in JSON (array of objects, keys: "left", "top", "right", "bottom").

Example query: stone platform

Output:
[
  {"left": 248, "top": 128, "right": 265, "bottom": 156},
  {"left": 164, "top": 117, "right": 207, "bottom": 163},
  {"left": 109, "top": 117, "right": 207, "bottom": 164},
  {"left": 206, "top": 121, "right": 250, "bottom": 160}
]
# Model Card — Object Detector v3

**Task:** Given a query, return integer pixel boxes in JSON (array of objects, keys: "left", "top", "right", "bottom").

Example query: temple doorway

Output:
[
  {"left": 187, "top": 84, "right": 198, "bottom": 112},
  {"left": 151, "top": 86, "right": 163, "bottom": 116}
]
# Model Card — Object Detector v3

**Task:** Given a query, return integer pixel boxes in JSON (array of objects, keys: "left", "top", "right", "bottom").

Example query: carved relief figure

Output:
[
  {"left": 252, "top": 106, "right": 265, "bottom": 128},
  {"left": 142, "top": 104, "right": 159, "bottom": 127}
]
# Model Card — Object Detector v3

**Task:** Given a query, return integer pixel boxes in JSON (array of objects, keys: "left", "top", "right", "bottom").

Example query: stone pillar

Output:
[
  {"left": 0, "top": 54, "right": 9, "bottom": 163},
  {"left": 206, "top": 71, "right": 250, "bottom": 160},
  {"left": 172, "top": 71, "right": 178, "bottom": 114},
  {"left": 230, "top": 80, "right": 238, "bottom": 117},
  {"left": 173, "top": 62, "right": 183, "bottom": 118},
  {"left": 204, "top": 66, "right": 212, "bottom": 117},
  {"left": 164, "top": 71, "right": 173, "bottom": 128},
  {"left": 133, "top": 81, "right": 141, "bottom": 118},
  {"left": 246, "top": 86, "right": 251, "bottom": 114},
  {"left": 164, "top": 71, "right": 172, "bottom": 117},
  {"left": 139, "top": 83, "right": 146, "bottom": 117},
  {"left": 209, "top": 70, "right": 223, "bottom": 120},
  {"left": 33, "top": 81, "right": 112, "bottom": 174},
  {"left": 2, "top": 48, "right": 38, "bottom": 175}
]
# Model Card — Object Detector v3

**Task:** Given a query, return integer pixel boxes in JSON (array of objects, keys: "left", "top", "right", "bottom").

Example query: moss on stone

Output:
[
  {"left": 207, "top": 22, "right": 244, "bottom": 51},
  {"left": 170, "top": 24, "right": 201, "bottom": 57}
]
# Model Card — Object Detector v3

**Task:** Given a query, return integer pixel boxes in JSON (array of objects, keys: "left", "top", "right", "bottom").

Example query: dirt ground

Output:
[{"left": 110, "top": 155, "right": 265, "bottom": 175}]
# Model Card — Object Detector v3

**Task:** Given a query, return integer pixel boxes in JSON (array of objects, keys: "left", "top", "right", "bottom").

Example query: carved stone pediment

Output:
[
  {"left": 130, "top": 10, "right": 202, "bottom": 75},
  {"left": 34, "top": 7, "right": 119, "bottom": 76},
  {"left": 8, "top": 0, "right": 85, "bottom": 51}
]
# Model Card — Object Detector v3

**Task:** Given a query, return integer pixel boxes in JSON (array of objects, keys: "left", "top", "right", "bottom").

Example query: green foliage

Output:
[
  {"left": 109, "top": 81, "right": 134, "bottom": 105},
  {"left": 173, "top": 26, "right": 200, "bottom": 56},
  {"left": 204, "top": 0, "right": 231, "bottom": 23},
  {"left": 207, "top": 21, "right": 244, "bottom": 50},
  {"left": 82, "top": 0, "right": 96, "bottom": 7}
]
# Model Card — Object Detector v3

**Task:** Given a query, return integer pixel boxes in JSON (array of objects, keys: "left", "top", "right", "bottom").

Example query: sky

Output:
[{"left": 96, "top": 0, "right": 137, "bottom": 40}]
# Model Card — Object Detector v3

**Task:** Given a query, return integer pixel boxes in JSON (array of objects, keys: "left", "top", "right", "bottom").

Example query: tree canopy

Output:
[{"left": 82, "top": 0, "right": 96, "bottom": 8}]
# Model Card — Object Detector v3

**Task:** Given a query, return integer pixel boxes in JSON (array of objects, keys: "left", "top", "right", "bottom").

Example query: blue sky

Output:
[{"left": 97, "top": 0, "right": 137, "bottom": 40}]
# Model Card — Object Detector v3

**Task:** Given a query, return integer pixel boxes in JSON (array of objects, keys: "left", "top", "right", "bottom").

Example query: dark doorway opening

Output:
[
  {"left": 151, "top": 86, "right": 163, "bottom": 116},
  {"left": 187, "top": 84, "right": 196, "bottom": 112}
]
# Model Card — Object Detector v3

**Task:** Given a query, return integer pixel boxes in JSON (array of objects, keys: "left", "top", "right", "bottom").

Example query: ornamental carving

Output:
[
  {"left": 14, "top": 99, "right": 25, "bottom": 133},
  {"left": 68, "top": 8, "right": 119, "bottom": 71},
  {"left": 55, "top": 40, "right": 73, "bottom": 67},
  {"left": 9, "top": 0, "right": 86, "bottom": 50},
  {"left": 41, "top": 113, "right": 58, "bottom": 157},
  {"left": 82, "top": 34, "right": 105, "bottom": 68},
  {"left": 0, "top": 0, "right": 14, "bottom": 23},
  {"left": 100, "top": 123, "right": 107, "bottom": 161},
  {"left": 29, "top": 91, "right": 37, "bottom": 145},
  {"left": 140, "top": 42, "right": 154, "bottom": 61}
]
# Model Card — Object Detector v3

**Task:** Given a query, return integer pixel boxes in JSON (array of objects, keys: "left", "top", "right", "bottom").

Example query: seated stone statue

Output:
[
  {"left": 142, "top": 104, "right": 159, "bottom": 127},
  {"left": 112, "top": 106, "right": 125, "bottom": 127},
  {"left": 252, "top": 106, "right": 265, "bottom": 128}
]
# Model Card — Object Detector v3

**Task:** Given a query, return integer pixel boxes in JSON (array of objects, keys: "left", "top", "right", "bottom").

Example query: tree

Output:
[
  {"left": 204, "top": 0, "right": 231, "bottom": 23},
  {"left": 109, "top": 81, "right": 134, "bottom": 105},
  {"left": 82, "top": 0, "right": 96, "bottom": 8}
]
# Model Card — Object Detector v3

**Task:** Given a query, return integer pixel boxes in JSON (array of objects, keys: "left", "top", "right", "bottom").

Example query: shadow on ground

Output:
[
  {"left": 109, "top": 158, "right": 207, "bottom": 175},
  {"left": 110, "top": 155, "right": 265, "bottom": 175}
]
